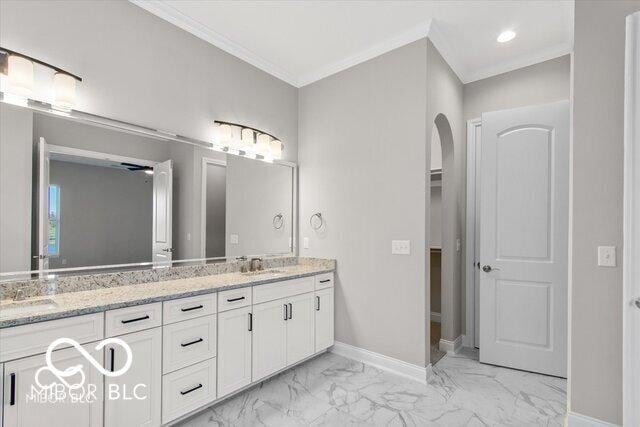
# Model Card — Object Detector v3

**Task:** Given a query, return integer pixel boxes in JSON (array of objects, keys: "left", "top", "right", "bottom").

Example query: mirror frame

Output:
[{"left": 0, "top": 94, "right": 298, "bottom": 280}]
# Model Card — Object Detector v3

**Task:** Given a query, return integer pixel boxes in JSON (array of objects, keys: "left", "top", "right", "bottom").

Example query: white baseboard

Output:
[
  {"left": 430, "top": 312, "right": 441, "bottom": 323},
  {"left": 461, "top": 334, "right": 474, "bottom": 348},
  {"left": 330, "top": 341, "right": 429, "bottom": 384},
  {"left": 439, "top": 335, "right": 463, "bottom": 354},
  {"left": 566, "top": 412, "right": 620, "bottom": 427}
]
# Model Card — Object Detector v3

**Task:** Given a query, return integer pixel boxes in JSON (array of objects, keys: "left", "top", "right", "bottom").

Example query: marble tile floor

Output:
[{"left": 179, "top": 348, "right": 566, "bottom": 427}]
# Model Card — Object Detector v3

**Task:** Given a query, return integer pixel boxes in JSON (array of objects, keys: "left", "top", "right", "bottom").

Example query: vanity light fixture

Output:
[
  {"left": 497, "top": 30, "right": 516, "bottom": 43},
  {"left": 0, "top": 46, "right": 82, "bottom": 110},
  {"left": 213, "top": 120, "right": 284, "bottom": 161}
]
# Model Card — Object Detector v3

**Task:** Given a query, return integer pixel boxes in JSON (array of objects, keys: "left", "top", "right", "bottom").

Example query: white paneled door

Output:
[
  {"left": 152, "top": 159, "right": 173, "bottom": 265},
  {"left": 479, "top": 101, "right": 569, "bottom": 378}
]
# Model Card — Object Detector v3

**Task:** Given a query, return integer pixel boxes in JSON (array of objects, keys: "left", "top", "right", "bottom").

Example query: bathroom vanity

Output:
[{"left": 0, "top": 258, "right": 335, "bottom": 426}]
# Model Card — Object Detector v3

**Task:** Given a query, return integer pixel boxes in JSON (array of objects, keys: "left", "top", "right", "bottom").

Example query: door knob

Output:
[{"left": 482, "top": 265, "right": 500, "bottom": 273}]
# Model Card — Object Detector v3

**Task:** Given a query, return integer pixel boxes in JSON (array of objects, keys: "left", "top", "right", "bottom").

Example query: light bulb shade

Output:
[
  {"left": 214, "top": 123, "right": 232, "bottom": 146},
  {"left": 53, "top": 72, "right": 77, "bottom": 110},
  {"left": 240, "top": 128, "right": 255, "bottom": 150},
  {"left": 269, "top": 140, "right": 283, "bottom": 159},
  {"left": 7, "top": 55, "right": 34, "bottom": 97},
  {"left": 256, "top": 133, "right": 271, "bottom": 150}
]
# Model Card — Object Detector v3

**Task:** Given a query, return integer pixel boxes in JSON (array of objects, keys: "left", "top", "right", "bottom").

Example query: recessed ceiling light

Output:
[{"left": 497, "top": 30, "right": 516, "bottom": 43}]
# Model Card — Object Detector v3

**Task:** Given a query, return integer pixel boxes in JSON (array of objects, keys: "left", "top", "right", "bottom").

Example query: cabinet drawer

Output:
[
  {"left": 253, "top": 277, "right": 315, "bottom": 305},
  {"left": 0, "top": 313, "right": 104, "bottom": 362},
  {"left": 105, "top": 302, "right": 162, "bottom": 337},
  {"left": 163, "top": 293, "right": 217, "bottom": 325},
  {"left": 162, "top": 358, "right": 217, "bottom": 424},
  {"left": 163, "top": 316, "right": 216, "bottom": 374},
  {"left": 315, "top": 273, "right": 334, "bottom": 290},
  {"left": 217, "top": 287, "right": 252, "bottom": 312}
]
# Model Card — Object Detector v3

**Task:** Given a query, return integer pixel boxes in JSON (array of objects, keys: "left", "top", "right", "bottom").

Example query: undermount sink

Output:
[
  {"left": 0, "top": 298, "right": 58, "bottom": 318},
  {"left": 241, "top": 269, "right": 286, "bottom": 278}
]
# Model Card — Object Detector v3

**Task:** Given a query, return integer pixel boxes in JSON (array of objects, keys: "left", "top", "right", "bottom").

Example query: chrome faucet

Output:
[{"left": 250, "top": 257, "right": 263, "bottom": 272}]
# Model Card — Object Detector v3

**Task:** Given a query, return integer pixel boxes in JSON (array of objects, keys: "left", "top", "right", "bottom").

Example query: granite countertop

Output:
[{"left": 0, "top": 261, "right": 335, "bottom": 328}]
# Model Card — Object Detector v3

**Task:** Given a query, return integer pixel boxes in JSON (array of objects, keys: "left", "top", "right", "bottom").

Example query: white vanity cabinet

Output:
[
  {"left": 104, "top": 327, "right": 162, "bottom": 427},
  {"left": 315, "top": 287, "right": 335, "bottom": 351},
  {"left": 251, "top": 299, "right": 288, "bottom": 381},
  {"left": 3, "top": 344, "right": 103, "bottom": 427},
  {"left": 285, "top": 292, "right": 316, "bottom": 365},
  {"left": 216, "top": 306, "right": 253, "bottom": 398}
]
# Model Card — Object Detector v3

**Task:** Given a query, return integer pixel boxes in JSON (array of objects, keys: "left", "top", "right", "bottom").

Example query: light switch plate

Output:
[
  {"left": 597, "top": 246, "right": 616, "bottom": 267},
  {"left": 392, "top": 240, "right": 411, "bottom": 255},
  {"left": 303, "top": 237, "right": 309, "bottom": 249},
  {"left": 230, "top": 234, "right": 239, "bottom": 245}
]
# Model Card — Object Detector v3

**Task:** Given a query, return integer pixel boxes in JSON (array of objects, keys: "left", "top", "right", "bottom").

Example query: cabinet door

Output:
[
  {"left": 3, "top": 344, "right": 103, "bottom": 427},
  {"left": 252, "top": 299, "right": 287, "bottom": 382},
  {"left": 104, "top": 327, "right": 162, "bottom": 427},
  {"left": 217, "top": 306, "right": 252, "bottom": 398},
  {"left": 285, "top": 292, "right": 316, "bottom": 365},
  {"left": 315, "top": 288, "right": 334, "bottom": 351}
]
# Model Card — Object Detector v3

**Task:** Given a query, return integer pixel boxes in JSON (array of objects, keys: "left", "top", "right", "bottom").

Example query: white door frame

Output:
[
  {"left": 623, "top": 11, "right": 640, "bottom": 427},
  {"left": 465, "top": 118, "right": 482, "bottom": 348},
  {"left": 200, "top": 157, "right": 227, "bottom": 259},
  {"left": 47, "top": 144, "right": 157, "bottom": 168}
]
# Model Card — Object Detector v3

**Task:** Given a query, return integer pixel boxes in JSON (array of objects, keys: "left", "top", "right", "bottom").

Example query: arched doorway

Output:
[{"left": 428, "top": 113, "right": 457, "bottom": 365}]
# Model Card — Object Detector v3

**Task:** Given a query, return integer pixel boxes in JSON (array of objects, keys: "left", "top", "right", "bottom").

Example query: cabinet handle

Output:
[
  {"left": 227, "top": 296, "right": 245, "bottom": 302},
  {"left": 110, "top": 347, "right": 115, "bottom": 372},
  {"left": 181, "top": 304, "right": 203, "bottom": 312},
  {"left": 121, "top": 315, "right": 150, "bottom": 324},
  {"left": 316, "top": 296, "right": 320, "bottom": 311},
  {"left": 181, "top": 338, "right": 203, "bottom": 347},
  {"left": 248, "top": 312, "right": 253, "bottom": 331},
  {"left": 288, "top": 303, "right": 293, "bottom": 320},
  {"left": 284, "top": 304, "right": 288, "bottom": 321},
  {"left": 180, "top": 383, "right": 203, "bottom": 395},
  {"left": 9, "top": 373, "right": 16, "bottom": 406},
  {"left": 319, "top": 279, "right": 331, "bottom": 283}
]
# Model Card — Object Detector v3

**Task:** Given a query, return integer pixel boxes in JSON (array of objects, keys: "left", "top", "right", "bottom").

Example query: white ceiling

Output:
[{"left": 131, "top": 0, "right": 574, "bottom": 87}]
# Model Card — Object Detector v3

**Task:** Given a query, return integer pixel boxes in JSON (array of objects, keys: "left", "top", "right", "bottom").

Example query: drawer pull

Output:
[
  {"left": 180, "top": 383, "right": 203, "bottom": 396},
  {"left": 316, "top": 296, "right": 320, "bottom": 311},
  {"left": 121, "top": 315, "right": 150, "bottom": 324},
  {"left": 10, "top": 373, "right": 16, "bottom": 406},
  {"left": 181, "top": 304, "right": 204, "bottom": 312},
  {"left": 288, "top": 303, "right": 293, "bottom": 320},
  {"left": 319, "top": 279, "right": 331, "bottom": 283},
  {"left": 110, "top": 348, "right": 115, "bottom": 372},
  {"left": 180, "top": 338, "right": 204, "bottom": 347},
  {"left": 227, "top": 296, "right": 245, "bottom": 303}
]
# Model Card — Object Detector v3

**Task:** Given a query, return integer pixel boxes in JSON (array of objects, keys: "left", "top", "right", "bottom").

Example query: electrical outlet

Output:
[
  {"left": 597, "top": 246, "right": 616, "bottom": 267},
  {"left": 391, "top": 240, "right": 411, "bottom": 255},
  {"left": 230, "top": 234, "right": 239, "bottom": 245},
  {"left": 303, "top": 237, "right": 309, "bottom": 249}
]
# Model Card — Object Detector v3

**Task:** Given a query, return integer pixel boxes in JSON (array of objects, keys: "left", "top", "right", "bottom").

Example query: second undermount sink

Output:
[
  {"left": 241, "top": 269, "right": 286, "bottom": 278},
  {"left": 0, "top": 298, "right": 58, "bottom": 318}
]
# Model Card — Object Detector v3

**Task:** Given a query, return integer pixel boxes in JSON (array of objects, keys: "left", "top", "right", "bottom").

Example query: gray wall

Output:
[
  {"left": 463, "top": 55, "right": 571, "bottom": 122},
  {"left": 299, "top": 39, "right": 429, "bottom": 366},
  {"left": 49, "top": 160, "right": 152, "bottom": 268},
  {"left": 0, "top": 0, "right": 298, "bottom": 163},
  {"left": 571, "top": 1, "right": 640, "bottom": 424},
  {"left": 426, "top": 40, "right": 465, "bottom": 343},
  {"left": 205, "top": 163, "right": 227, "bottom": 258},
  {"left": 0, "top": 104, "right": 33, "bottom": 274}
]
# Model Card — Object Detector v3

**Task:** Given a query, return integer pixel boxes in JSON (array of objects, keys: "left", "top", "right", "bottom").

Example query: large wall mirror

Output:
[{"left": 0, "top": 102, "right": 296, "bottom": 279}]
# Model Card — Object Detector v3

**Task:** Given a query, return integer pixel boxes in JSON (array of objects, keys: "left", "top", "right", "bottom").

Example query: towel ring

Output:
[
  {"left": 310, "top": 212, "right": 324, "bottom": 230},
  {"left": 273, "top": 213, "right": 284, "bottom": 229}
]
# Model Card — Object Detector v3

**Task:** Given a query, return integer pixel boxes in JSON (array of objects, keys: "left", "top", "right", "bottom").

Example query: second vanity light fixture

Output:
[
  {"left": 214, "top": 120, "right": 283, "bottom": 161},
  {"left": 0, "top": 47, "right": 81, "bottom": 111}
]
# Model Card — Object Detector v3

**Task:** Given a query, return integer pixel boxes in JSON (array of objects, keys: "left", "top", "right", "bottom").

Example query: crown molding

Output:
[
  {"left": 297, "top": 19, "right": 432, "bottom": 87},
  {"left": 427, "top": 19, "right": 467, "bottom": 83},
  {"left": 130, "top": 0, "right": 299, "bottom": 87},
  {"left": 463, "top": 42, "right": 573, "bottom": 84}
]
